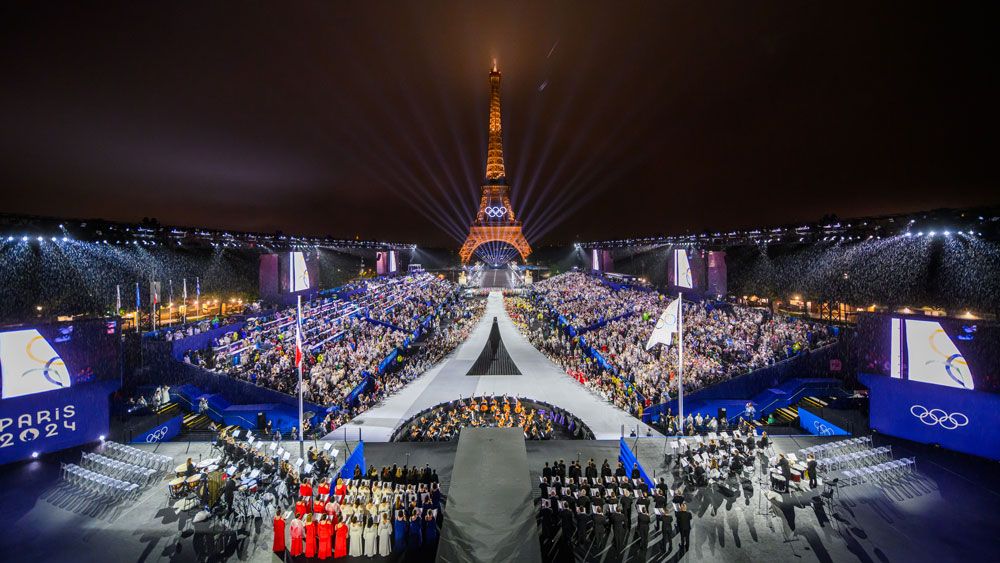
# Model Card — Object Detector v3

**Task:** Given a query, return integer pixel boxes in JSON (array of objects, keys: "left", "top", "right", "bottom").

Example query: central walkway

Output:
[{"left": 328, "top": 291, "right": 659, "bottom": 441}]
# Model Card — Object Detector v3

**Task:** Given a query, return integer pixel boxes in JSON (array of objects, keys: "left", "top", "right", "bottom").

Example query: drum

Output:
[
  {"left": 175, "top": 464, "right": 188, "bottom": 478},
  {"left": 169, "top": 477, "right": 186, "bottom": 497},
  {"left": 186, "top": 474, "right": 204, "bottom": 492}
]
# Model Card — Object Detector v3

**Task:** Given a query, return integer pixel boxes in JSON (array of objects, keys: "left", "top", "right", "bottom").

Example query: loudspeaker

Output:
[
  {"left": 257, "top": 412, "right": 266, "bottom": 430},
  {"left": 718, "top": 407, "right": 727, "bottom": 421}
]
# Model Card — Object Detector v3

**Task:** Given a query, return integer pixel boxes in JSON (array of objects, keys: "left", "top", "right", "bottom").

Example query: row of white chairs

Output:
[
  {"left": 817, "top": 446, "right": 893, "bottom": 472},
  {"left": 81, "top": 452, "right": 158, "bottom": 486},
  {"left": 61, "top": 463, "right": 141, "bottom": 502},
  {"left": 842, "top": 458, "right": 916, "bottom": 486},
  {"left": 799, "top": 436, "right": 872, "bottom": 459},
  {"left": 104, "top": 441, "right": 172, "bottom": 472}
]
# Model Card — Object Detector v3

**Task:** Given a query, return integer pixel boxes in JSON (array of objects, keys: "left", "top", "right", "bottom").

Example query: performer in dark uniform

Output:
[
  {"left": 807, "top": 454, "right": 819, "bottom": 488},
  {"left": 676, "top": 503, "right": 693, "bottom": 551}
]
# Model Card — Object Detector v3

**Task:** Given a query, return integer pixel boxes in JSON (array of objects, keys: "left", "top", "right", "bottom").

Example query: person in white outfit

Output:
[
  {"left": 348, "top": 517, "right": 364, "bottom": 557},
  {"left": 363, "top": 518, "right": 378, "bottom": 556},
  {"left": 378, "top": 513, "right": 392, "bottom": 555}
]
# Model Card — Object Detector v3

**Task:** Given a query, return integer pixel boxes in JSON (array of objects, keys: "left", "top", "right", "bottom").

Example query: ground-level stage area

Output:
[
  {"left": 330, "top": 292, "right": 657, "bottom": 442},
  {"left": 0, "top": 433, "right": 996, "bottom": 562}
]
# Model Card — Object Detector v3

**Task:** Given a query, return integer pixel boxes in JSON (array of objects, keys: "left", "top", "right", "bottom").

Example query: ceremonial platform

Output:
[{"left": 328, "top": 292, "right": 658, "bottom": 442}]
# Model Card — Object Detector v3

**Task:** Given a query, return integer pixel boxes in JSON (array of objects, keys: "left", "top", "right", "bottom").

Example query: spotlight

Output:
[
  {"left": 36, "top": 236, "right": 43, "bottom": 242},
  {"left": 31, "top": 452, "right": 39, "bottom": 459},
  {"left": 929, "top": 231, "right": 936, "bottom": 236},
  {"left": 21, "top": 236, "right": 28, "bottom": 241},
  {"left": 62, "top": 237, "right": 68, "bottom": 242},
  {"left": 99, "top": 435, "right": 106, "bottom": 441},
  {"left": 944, "top": 231, "right": 951, "bottom": 236}
]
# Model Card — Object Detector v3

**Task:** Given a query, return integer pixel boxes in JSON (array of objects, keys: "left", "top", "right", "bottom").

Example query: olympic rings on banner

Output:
[
  {"left": 910, "top": 405, "right": 969, "bottom": 430},
  {"left": 146, "top": 425, "right": 172, "bottom": 443}
]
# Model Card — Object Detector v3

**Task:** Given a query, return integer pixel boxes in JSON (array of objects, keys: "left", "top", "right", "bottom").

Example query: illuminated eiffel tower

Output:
[{"left": 459, "top": 61, "right": 531, "bottom": 265}]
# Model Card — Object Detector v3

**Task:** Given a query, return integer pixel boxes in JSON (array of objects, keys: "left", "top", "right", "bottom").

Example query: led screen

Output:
[
  {"left": 289, "top": 251, "right": 311, "bottom": 292},
  {"left": 857, "top": 314, "right": 999, "bottom": 394},
  {"left": 674, "top": 249, "right": 693, "bottom": 289}
]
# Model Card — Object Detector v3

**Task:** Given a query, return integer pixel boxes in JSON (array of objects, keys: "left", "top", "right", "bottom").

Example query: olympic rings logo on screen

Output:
[
  {"left": 910, "top": 405, "right": 969, "bottom": 430},
  {"left": 484, "top": 206, "right": 507, "bottom": 218},
  {"left": 146, "top": 425, "right": 172, "bottom": 443}
]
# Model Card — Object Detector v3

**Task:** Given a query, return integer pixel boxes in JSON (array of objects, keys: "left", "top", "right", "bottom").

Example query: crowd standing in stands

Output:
[
  {"left": 180, "top": 274, "right": 487, "bottom": 437},
  {"left": 509, "top": 273, "right": 834, "bottom": 420}
]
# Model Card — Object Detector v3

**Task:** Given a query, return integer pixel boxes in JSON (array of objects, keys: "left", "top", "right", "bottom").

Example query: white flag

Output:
[{"left": 645, "top": 297, "right": 681, "bottom": 350}]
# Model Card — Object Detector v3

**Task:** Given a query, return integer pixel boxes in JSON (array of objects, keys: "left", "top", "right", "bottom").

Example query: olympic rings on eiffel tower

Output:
[{"left": 485, "top": 206, "right": 508, "bottom": 218}]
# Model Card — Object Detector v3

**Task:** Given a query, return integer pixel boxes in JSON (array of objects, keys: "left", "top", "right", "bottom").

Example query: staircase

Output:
[
  {"left": 757, "top": 396, "right": 832, "bottom": 430},
  {"left": 178, "top": 412, "right": 215, "bottom": 441},
  {"left": 155, "top": 402, "right": 180, "bottom": 417}
]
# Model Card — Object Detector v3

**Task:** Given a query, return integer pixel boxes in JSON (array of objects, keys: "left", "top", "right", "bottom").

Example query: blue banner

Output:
[
  {"left": 862, "top": 374, "right": 1000, "bottom": 461},
  {"left": 798, "top": 408, "right": 849, "bottom": 436},
  {"left": 0, "top": 381, "right": 116, "bottom": 464},
  {"left": 340, "top": 441, "right": 365, "bottom": 479},
  {"left": 618, "top": 438, "right": 654, "bottom": 489},
  {"left": 132, "top": 414, "right": 183, "bottom": 444}
]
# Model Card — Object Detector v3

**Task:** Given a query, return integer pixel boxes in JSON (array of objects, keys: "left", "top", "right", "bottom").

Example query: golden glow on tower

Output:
[{"left": 460, "top": 62, "right": 531, "bottom": 265}]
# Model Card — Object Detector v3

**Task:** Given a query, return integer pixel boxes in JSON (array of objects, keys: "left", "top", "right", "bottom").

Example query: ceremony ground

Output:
[
  {"left": 329, "top": 291, "right": 658, "bottom": 442},
  {"left": 0, "top": 435, "right": 996, "bottom": 562}
]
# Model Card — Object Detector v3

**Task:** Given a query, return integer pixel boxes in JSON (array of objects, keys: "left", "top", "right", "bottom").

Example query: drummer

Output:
[{"left": 184, "top": 457, "right": 196, "bottom": 477}]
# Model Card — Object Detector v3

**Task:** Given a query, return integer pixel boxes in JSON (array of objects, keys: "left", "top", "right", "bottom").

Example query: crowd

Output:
[
  {"left": 180, "top": 274, "right": 488, "bottom": 436},
  {"left": 509, "top": 273, "right": 835, "bottom": 419},
  {"left": 395, "top": 396, "right": 590, "bottom": 442},
  {"left": 320, "top": 296, "right": 487, "bottom": 434}
]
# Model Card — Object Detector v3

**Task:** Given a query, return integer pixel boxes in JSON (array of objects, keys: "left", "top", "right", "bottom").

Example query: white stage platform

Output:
[{"left": 327, "top": 291, "right": 659, "bottom": 441}]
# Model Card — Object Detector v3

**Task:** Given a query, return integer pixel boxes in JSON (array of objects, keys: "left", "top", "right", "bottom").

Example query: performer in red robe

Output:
[
  {"left": 318, "top": 479, "right": 331, "bottom": 496},
  {"left": 304, "top": 518, "right": 317, "bottom": 559},
  {"left": 334, "top": 521, "right": 348, "bottom": 559},
  {"left": 272, "top": 514, "right": 286, "bottom": 553},
  {"left": 300, "top": 480, "right": 313, "bottom": 498},
  {"left": 318, "top": 519, "right": 333, "bottom": 560},
  {"left": 295, "top": 500, "right": 307, "bottom": 518},
  {"left": 334, "top": 478, "right": 347, "bottom": 499}
]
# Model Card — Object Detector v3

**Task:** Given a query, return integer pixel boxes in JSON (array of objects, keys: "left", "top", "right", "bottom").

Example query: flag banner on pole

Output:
[
  {"left": 135, "top": 282, "right": 141, "bottom": 310},
  {"left": 645, "top": 297, "right": 681, "bottom": 350},
  {"left": 150, "top": 281, "right": 161, "bottom": 306},
  {"left": 295, "top": 297, "right": 303, "bottom": 369},
  {"left": 116, "top": 285, "right": 121, "bottom": 313}
]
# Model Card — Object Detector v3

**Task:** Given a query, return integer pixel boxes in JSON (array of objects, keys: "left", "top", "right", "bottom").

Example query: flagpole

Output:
[
  {"left": 677, "top": 291, "right": 684, "bottom": 437},
  {"left": 297, "top": 294, "right": 305, "bottom": 460}
]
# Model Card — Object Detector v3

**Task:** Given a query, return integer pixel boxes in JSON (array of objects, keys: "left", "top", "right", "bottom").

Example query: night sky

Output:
[{"left": 1, "top": 1, "right": 997, "bottom": 247}]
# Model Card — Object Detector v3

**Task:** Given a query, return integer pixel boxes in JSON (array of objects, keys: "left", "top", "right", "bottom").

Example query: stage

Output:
[
  {"left": 0, "top": 435, "right": 996, "bottom": 562},
  {"left": 328, "top": 291, "right": 658, "bottom": 441}
]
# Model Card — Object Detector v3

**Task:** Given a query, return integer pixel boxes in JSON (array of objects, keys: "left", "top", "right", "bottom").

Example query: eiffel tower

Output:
[{"left": 459, "top": 61, "right": 532, "bottom": 264}]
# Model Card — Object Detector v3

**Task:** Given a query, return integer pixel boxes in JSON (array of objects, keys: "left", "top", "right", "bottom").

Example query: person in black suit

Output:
[
  {"left": 614, "top": 462, "right": 627, "bottom": 478},
  {"left": 601, "top": 459, "right": 612, "bottom": 478},
  {"left": 620, "top": 489, "right": 633, "bottom": 530},
  {"left": 585, "top": 459, "right": 598, "bottom": 480},
  {"left": 223, "top": 473, "right": 238, "bottom": 515},
  {"left": 559, "top": 507, "right": 575, "bottom": 548},
  {"left": 609, "top": 508, "right": 627, "bottom": 552},
  {"left": 636, "top": 508, "right": 651, "bottom": 552},
  {"left": 807, "top": 454, "right": 818, "bottom": 489},
  {"left": 575, "top": 507, "right": 590, "bottom": 544},
  {"left": 542, "top": 462, "right": 552, "bottom": 479},
  {"left": 592, "top": 506, "right": 607, "bottom": 548},
  {"left": 630, "top": 463, "right": 641, "bottom": 480},
  {"left": 676, "top": 503, "right": 693, "bottom": 551}
]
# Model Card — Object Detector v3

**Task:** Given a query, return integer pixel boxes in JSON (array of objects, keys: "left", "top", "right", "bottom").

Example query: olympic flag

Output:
[{"left": 646, "top": 297, "right": 681, "bottom": 350}]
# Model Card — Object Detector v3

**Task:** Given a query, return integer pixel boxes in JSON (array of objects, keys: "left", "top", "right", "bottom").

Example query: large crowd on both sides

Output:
[{"left": 507, "top": 272, "right": 834, "bottom": 419}]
